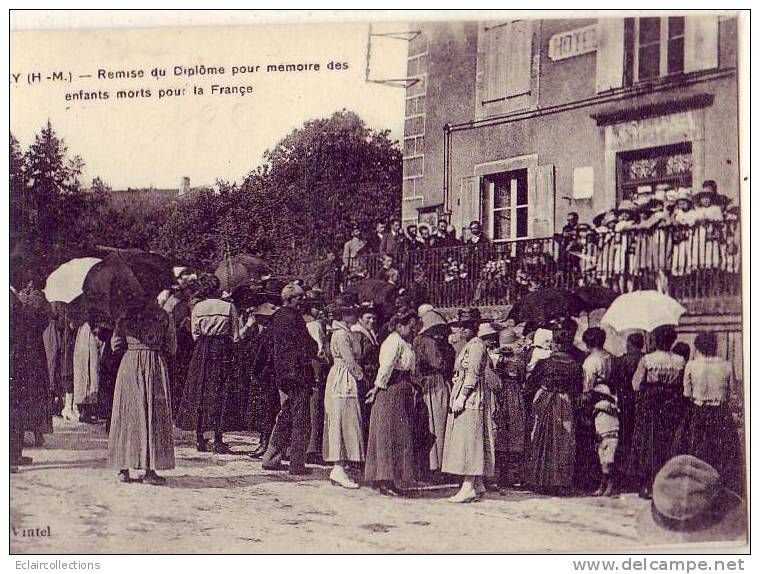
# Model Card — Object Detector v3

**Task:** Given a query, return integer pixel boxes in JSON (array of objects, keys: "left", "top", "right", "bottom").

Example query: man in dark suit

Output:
[{"left": 260, "top": 283, "right": 318, "bottom": 475}]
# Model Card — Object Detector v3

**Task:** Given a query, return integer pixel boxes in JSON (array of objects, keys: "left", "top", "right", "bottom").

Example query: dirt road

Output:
[{"left": 11, "top": 418, "right": 651, "bottom": 554}]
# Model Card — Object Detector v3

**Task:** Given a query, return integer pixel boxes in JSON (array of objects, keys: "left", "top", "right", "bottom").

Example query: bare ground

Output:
[{"left": 11, "top": 418, "right": 652, "bottom": 554}]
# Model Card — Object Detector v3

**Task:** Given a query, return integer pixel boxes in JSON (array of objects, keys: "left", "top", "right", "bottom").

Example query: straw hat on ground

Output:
[{"left": 637, "top": 455, "right": 746, "bottom": 545}]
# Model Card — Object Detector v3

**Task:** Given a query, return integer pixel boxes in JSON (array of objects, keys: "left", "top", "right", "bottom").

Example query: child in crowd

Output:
[{"left": 592, "top": 383, "right": 619, "bottom": 497}]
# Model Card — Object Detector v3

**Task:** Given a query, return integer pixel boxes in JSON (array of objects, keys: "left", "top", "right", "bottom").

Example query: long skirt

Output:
[
  {"left": 526, "top": 389, "right": 575, "bottom": 489},
  {"left": 176, "top": 335, "right": 240, "bottom": 432},
  {"left": 672, "top": 403, "right": 743, "bottom": 493},
  {"left": 364, "top": 375, "right": 418, "bottom": 483},
  {"left": 441, "top": 404, "right": 496, "bottom": 477},
  {"left": 169, "top": 326, "right": 195, "bottom": 413},
  {"left": 492, "top": 377, "right": 526, "bottom": 454},
  {"left": 419, "top": 374, "right": 451, "bottom": 471},
  {"left": 308, "top": 360, "right": 326, "bottom": 455},
  {"left": 626, "top": 385, "right": 684, "bottom": 488},
  {"left": 574, "top": 402, "right": 601, "bottom": 490},
  {"left": 108, "top": 349, "right": 175, "bottom": 471},
  {"left": 322, "top": 395, "right": 364, "bottom": 462}
]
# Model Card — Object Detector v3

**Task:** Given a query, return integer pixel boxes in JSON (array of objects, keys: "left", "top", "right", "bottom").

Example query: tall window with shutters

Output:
[
  {"left": 623, "top": 16, "right": 686, "bottom": 85},
  {"left": 481, "top": 170, "right": 530, "bottom": 242},
  {"left": 482, "top": 20, "right": 532, "bottom": 103}
]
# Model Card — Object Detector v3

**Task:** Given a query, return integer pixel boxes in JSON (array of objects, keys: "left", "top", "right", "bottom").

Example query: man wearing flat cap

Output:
[{"left": 259, "top": 282, "right": 318, "bottom": 475}]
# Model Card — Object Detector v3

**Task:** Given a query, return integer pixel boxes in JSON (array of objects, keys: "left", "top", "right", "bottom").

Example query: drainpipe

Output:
[{"left": 442, "top": 123, "right": 452, "bottom": 217}]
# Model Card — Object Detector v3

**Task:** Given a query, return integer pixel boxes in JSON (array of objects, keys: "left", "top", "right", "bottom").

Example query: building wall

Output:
[
  {"left": 401, "top": 21, "right": 478, "bottom": 224},
  {"left": 404, "top": 16, "right": 739, "bottom": 236}
]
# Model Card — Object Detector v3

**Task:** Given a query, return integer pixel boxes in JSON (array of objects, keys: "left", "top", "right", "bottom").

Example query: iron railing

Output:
[{"left": 342, "top": 220, "right": 741, "bottom": 308}]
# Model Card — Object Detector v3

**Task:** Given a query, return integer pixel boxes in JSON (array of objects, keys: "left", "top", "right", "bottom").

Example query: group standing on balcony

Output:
[{"left": 332, "top": 179, "right": 739, "bottom": 309}]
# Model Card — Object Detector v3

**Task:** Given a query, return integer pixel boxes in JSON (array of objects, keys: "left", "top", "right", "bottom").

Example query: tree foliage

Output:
[
  {"left": 10, "top": 122, "right": 104, "bottom": 287},
  {"left": 11, "top": 111, "right": 402, "bottom": 286},
  {"left": 155, "top": 110, "right": 402, "bottom": 275}
]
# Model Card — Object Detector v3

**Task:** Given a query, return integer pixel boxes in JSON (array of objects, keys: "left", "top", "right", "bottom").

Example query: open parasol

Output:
[
  {"left": 600, "top": 290, "right": 686, "bottom": 332},
  {"left": 506, "top": 287, "right": 587, "bottom": 326},
  {"left": 215, "top": 254, "right": 271, "bottom": 292},
  {"left": 82, "top": 251, "right": 174, "bottom": 321},
  {"left": 44, "top": 257, "right": 102, "bottom": 303},
  {"left": 573, "top": 285, "right": 619, "bottom": 311}
]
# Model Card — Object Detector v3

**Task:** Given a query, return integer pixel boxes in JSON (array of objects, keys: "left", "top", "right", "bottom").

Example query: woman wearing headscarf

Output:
[
  {"left": 364, "top": 309, "right": 419, "bottom": 496},
  {"left": 323, "top": 298, "right": 365, "bottom": 489},
  {"left": 525, "top": 329, "right": 584, "bottom": 494},
  {"left": 672, "top": 332, "right": 743, "bottom": 493},
  {"left": 441, "top": 309, "right": 496, "bottom": 502},
  {"left": 176, "top": 276, "right": 255, "bottom": 453},
  {"left": 626, "top": 324, "right": 686, "bottom": 499},
  {"left": 108, "top": 299, "right": 176, "bottom": 484},
  {"left": 412, "top": 308, "right": 454, "bottom": 479}
]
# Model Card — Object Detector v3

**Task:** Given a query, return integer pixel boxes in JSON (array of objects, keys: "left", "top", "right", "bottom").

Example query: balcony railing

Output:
[{"left": 343, "top": 220, "right": 741, "bottom": 308}]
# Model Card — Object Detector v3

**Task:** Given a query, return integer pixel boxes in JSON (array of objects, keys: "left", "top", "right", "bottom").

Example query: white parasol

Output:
[
  {"left": 44, "top": 257, "right": 102, "bottom": 303},
  {"left": 600, "top": 290, "right": 686, "bottom": 332}
]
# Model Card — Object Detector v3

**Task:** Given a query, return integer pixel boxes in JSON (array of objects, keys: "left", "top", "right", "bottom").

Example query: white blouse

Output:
[{"left": 373, "top": 332, "right": 416, "bottom": 389}]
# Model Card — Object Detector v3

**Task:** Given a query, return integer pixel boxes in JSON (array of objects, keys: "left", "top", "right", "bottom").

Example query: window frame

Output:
[
  {"left": 626, "top": 16, "right": 686, "bottom": 85},
  {"left": 483, "top": 170, "right": 530, "bottom": 242},
  {"left": 615, "top": 141, "right": 693, "bottom": 202}
]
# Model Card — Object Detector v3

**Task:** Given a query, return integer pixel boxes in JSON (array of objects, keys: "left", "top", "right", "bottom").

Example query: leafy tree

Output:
[
  {"left": 155, "top": 110, "right": 401, "bottom": 277},
  {"left": 11, "top": 123, "right": 101, "bottom": 285}
]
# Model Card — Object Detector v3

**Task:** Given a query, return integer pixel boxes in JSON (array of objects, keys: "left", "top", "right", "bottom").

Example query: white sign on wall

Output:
[
  {"left": 548, "top": 24, "right": 598, "bottom": 61},
  {"left": 572, "top": 166, "right": 595, "bottom": 199}
]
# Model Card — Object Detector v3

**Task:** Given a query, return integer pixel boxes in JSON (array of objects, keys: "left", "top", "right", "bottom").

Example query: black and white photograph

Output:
[{"left": 7, "top": 9, "right": 749, "bottom": 556}]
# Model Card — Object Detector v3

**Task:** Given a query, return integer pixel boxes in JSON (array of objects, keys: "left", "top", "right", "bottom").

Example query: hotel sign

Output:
[{"left": 548, "top": 24, "right": 598, "bottom": 61}]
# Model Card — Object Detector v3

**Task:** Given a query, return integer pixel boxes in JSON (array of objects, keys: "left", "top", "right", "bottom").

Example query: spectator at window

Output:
[{"left": 464, "top": 220, "right": 489, "bottom": 246}]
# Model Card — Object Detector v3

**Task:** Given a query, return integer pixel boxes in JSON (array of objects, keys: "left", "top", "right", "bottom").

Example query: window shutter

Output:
[
  {"left": 458, "top": 176, "right": 478, "bottom": 236},
  {"left": 485, "top": 25, "right": 507, "bottom": 100},
  {"left": 596, "top": 18, "right": 625, "bottom": 92},
  {"left": 506, "top": 20, "right": 532, "bottom": 97},
  {"left": 684, "top": 15, "right": 719, "bottom": 73},
  {"left": 529, "top": 165, "right": 555, "bottom": 238}
]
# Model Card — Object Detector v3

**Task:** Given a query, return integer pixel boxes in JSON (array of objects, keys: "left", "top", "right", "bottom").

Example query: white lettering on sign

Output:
[{"left": 548, "top": 24, "right": 598, "bottom": 61}]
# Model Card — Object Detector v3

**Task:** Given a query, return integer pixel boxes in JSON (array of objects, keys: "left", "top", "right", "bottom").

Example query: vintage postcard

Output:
[{"left": 8, "top": 10, "right": 748, "bottom": 556}]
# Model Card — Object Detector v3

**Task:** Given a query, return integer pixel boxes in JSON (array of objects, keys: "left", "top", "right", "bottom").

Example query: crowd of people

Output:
[
  {"left": 10, "top": 267, "right": 744, "bottom": 507},
  {"left": 319, "top": 180, "right": 740, "bottom": 306}
]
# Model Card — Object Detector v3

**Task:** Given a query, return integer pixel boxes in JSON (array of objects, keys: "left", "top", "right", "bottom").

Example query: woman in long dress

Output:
[
  {"left": 364, "top": 309, "right": 419, "bottom": 496},
  {"left": 72, "top": 320, "right": 105, "bottom": 423},
  {"left": 323, "top": 304, "right": 365, "bottom": 489},
  {"left": 108, "top": 300, "right": 177, "bottom": 484},
  {"left": 491, "top": 328, "right": 527, "bottom": 488},
  {"left": 441, "top": 309, "right": 496, "bottom": 503},
  {"left": 176, "top": 279, "right": 254, "bottom": 453},
  {"left": 672, "top": 332, "right": 743, "bottom": 493},
  {"left": 525, "top": 329, "right": 584, "bottom": 493},
  {"left": 11, "top": 285, "right": 54, "bottom": 449},
  {"left": 626, "top": 324, "right": 686, "bottom": 499},
  {"left": 412, "top": 309, "right": 454, "bottom": 479}
]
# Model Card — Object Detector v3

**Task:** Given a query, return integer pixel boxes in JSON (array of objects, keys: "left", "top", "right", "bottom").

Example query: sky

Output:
[{"left": 10, "top": 19, "right": 407, "bottom": 190}]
